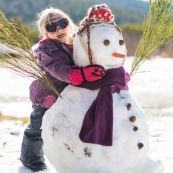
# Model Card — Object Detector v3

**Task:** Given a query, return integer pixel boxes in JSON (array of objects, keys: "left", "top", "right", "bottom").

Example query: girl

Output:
[{"left": 20, "top": 7, "right": 105, "bottom": 172}]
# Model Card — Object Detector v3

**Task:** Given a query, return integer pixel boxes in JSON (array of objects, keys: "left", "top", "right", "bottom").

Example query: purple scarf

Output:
[{"left": 77, "top": 67, "right": 130, "bottom": 146}]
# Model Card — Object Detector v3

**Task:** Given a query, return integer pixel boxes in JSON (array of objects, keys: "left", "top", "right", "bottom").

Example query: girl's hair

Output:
[{"left": 36, "top": 7, "right": 76, "bottom": 38}]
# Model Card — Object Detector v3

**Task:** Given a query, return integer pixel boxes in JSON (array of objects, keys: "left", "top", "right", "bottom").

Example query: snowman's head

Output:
[{"left": 73, "top": 4, "right": 127, "bottom": 70}]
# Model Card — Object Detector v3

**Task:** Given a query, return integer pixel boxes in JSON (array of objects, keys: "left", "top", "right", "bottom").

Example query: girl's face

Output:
[{"left": 45, "top": 17, "right": 71, "bottom": 44}]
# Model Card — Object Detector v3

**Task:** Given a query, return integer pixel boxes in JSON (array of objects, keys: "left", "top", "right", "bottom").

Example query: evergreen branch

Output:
[
  {"left": 131, "top": 0, "right": 173, "bottom": 75},
  {"left": 0, "top": 10, "right": 61, "bottom": 98}
]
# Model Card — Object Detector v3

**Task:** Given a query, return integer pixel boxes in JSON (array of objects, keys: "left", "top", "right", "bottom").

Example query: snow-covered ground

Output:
[
  {"left": 0, "top": 57, "right": 173, "bottom": 173},
  {"left": 0, "top": 69, "right": 32, "bottom": 118}
]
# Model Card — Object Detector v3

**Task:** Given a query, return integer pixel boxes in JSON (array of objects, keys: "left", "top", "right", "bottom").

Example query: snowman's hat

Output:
[
  {"left": 77, "top": 3, "right": 121, "bottom": 36},
  {"left": 77, "top": 4, "right": 122, "bottom": 64}
]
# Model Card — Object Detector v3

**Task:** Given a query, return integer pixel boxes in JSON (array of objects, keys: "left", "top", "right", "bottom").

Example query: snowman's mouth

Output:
[{"left": 106, "top": 64, "right": 118, "bottom": 67}]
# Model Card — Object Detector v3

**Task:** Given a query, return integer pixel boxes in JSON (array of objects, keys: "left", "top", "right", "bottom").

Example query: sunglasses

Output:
[{"left": 45, "top": 18, "right": 69, "bottom": 33}]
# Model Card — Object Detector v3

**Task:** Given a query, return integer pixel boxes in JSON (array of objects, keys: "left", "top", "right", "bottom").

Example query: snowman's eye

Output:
[
  {"left": 103, "top": 39, "right": 110, "bottom": 46},
  {"left": 119, "top": 40, "right": 125, "bottom": 46}
]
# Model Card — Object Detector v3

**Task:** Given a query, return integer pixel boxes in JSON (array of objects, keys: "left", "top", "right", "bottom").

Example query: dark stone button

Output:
[
  {"left": 129, "top": 116, "right": 136, "bottom": 122},
  {"left": 138, "top": 143, "right": 144, "bottom": 149},
  {"left": 127, "top": 103, "right": 131, "bottom": 110},
  {"left": 133, "top": 126, "right": 138, "bottom": 132}
]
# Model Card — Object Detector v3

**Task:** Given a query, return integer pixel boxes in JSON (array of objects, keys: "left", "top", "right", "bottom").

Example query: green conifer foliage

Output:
[
  {"left": 131, "top": 0, "right": 173, "bottom": 75},
  {"left": 0, "top": 10, "right": 61, "bottom": 97}
]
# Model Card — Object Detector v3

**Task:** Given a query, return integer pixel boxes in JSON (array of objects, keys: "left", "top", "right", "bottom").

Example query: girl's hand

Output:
[
  {"left": 82, "top": 64, "right": 105, "bottom": 82},
  {"left": 69, "top": 64, "right": 105, "bottom": 85}
]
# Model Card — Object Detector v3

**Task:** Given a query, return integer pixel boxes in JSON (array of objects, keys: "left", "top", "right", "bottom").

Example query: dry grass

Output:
[{"left": 0, "top": 114, "right": 29, "bottom": 124}]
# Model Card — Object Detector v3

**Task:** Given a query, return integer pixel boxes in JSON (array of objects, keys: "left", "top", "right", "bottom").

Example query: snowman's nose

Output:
[{"left": 112, "top": 52, "right": 125, "bottom": 58}]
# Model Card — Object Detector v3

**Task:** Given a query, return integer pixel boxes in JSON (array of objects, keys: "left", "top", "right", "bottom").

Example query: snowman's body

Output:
[{"left": 42, "top": 24, "right": 163, "bottom": 173}]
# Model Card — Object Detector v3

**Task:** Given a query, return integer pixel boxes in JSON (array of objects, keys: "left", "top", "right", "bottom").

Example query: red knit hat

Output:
[{"left": 77, "top": 4, "right": 121, "bottom": 36}]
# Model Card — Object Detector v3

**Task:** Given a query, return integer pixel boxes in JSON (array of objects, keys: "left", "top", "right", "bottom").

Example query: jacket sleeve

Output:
[{"left": 39, "top": 48, "right": 72, "bottom": 83}]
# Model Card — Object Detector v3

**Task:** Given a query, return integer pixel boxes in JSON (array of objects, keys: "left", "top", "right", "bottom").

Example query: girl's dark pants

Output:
[{"left": 20, "top": 105, "right": 48, "bottom": 166}]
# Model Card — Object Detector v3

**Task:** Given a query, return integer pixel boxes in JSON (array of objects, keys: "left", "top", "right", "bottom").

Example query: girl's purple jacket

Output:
[{"left": 30, "top": 39, "right": 74, "bottom": 107}]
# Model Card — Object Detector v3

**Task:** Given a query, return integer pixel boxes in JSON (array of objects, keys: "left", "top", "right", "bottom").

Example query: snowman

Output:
[{"left": 42, "top": 4, "right": 164, "bottom": 173}]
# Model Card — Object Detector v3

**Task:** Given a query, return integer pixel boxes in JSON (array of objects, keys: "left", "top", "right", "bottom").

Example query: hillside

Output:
[
  {"left": 0, "top": 0, "right": 149, "bottom": 25},
  {"left": 108, "top": 0, "right": 149, "bottom": 13},
  {"left": 1, "top": 0, "right": 172, "bottom": 57}
]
